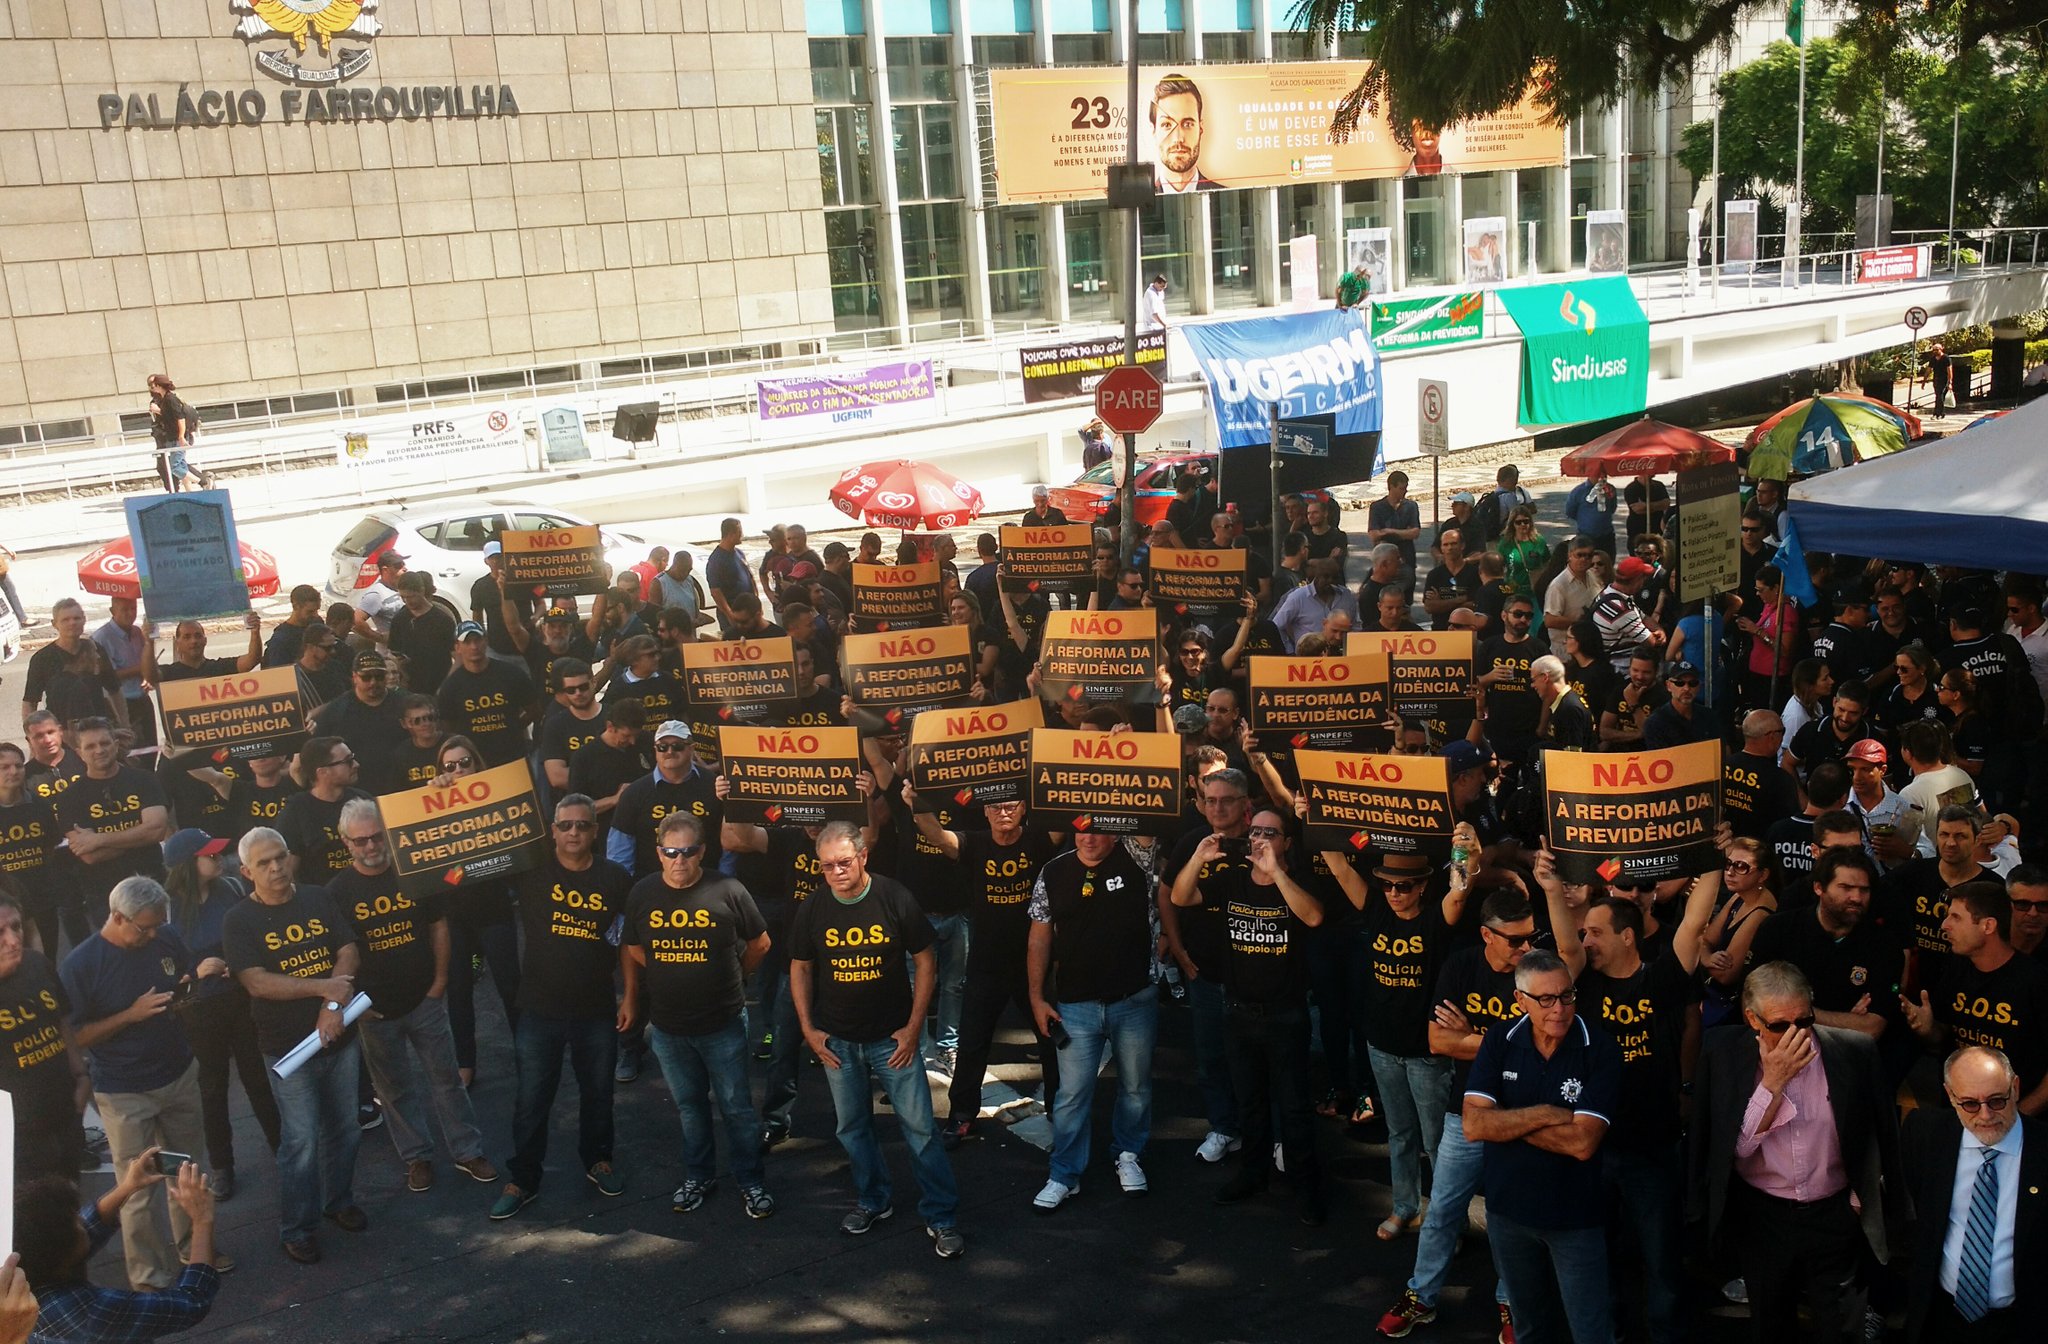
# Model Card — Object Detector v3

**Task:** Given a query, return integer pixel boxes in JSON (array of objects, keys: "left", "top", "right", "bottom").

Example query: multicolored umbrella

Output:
[
  {"left": 1558, "top": 420, "right": 1735, "bottom": 477},
  {"left": 1963, "top": 409, "right": 2010, "bottom": 434},
  {"left": 1744, "top": 395, "right": 1916, "bottom": 481},
  {"left": 76, "top": 538, "right": 281, "bottom": 601},
  {"left": 828, "top": 460, "right": 985, "bottom": 531}
]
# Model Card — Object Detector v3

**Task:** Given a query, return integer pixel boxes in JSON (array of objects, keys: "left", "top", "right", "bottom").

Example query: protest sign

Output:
[
  {"left": 1544, "top": 740, "right": 1721, "bottom": 884},
  {"left": 1348, "top": 629, "right": 1475, "bottom": 721},
  {"left": 1245, "top": 653, "right": 1391, "bottom": 753},
  {"left": 680, "top": 637, "right": 799, "bottom": 707},
  {"left": 841, "top": 626, "right": 976, "bottom": 729},
  {"left": 1028, "top": 728, "right": 1182, "bottom": 836},
  {"left": 851, "top": 561, "right": 944, "bottom": 632},
  {"left": 1147, "top": 546, "right": 1246, "bottom": 618},
  {"left": 998, "top": 524, "right": 1095, "bottom": 595},
  {"left": 905, "top": 698, "right": 1036, "bottom": 811},
  {"left": 158, "top": 665, "right": 310, "bottom": 763},
  {"left": 500, "top": 525, "right": 608, "bottom": 598},
  {"left": 1035, "top": 608, "right": 1159, "bottom": 706},
  {"left": 1296, "top": 750, "right": 1455, "bottom": 856},
  {"left": 121, "top": 491, "right": 254, "bottom": 624},
  {"left": 379, "top": 759, "right": 545, "bottom": 898},
  {"left": 717, "top": 726, "right": 866, "bottom": 826}
]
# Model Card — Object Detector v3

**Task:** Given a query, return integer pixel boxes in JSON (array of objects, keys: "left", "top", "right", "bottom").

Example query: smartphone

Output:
[
  {"left": 171, "top": 979, "right": 196, "bottom": 1004},
  {"left": 1047, "top": 1019, "right": 1072, "bottom": 1051},
  {"left": 154, "top": 1150, "right": 193, "bottom": 1177},
  {"left": 1216, "top": 836, "right": 1249, "bottom": 859}
]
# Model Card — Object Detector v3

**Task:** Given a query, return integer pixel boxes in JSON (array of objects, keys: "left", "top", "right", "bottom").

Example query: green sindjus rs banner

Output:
[{"left": 1496, "top": 277, "right": 1650, "bottom": 427}]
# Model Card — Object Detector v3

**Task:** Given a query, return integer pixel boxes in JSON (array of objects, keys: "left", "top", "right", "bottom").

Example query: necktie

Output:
[{"left": 1954, "top": 1148, "right": 2001, "bottom": 1322}]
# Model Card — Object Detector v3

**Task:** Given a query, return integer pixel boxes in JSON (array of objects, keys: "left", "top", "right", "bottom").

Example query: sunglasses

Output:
[
  {"left": 405, "top": 714, "right": 437, "bottom": 726},
  {"left": 1668, "top": 678, "right": 1699, "bottom": 688},
  {"left": 561, "top": 681, "right": 594, "bottom": 694},
  {"left": 1382, "top": 877, "right": 1428, "bottom": 893},
  {"left": 553, "top": 819, "right": 596, "bottom": 833},
  {"left": 1247, "top": 825, "right": 1284, "bottom": 838},
  {"left": 1740, "top": 526, "right": 1764, "bottom": 535},
  {"left": 442, "top": 755, "right": 476, "bottom": 771},
  {"left": 655, "top": 742, "right": 689, "bottom": 754},
  {"left": 1759, "top": 1014, "right": 1817, "bottom": 1035},
  {"left": 1180, "top": 647, "right": 1205, "bottom": 656},
  {"left": 657, "top": 844, "right": 704, "bottom": 860},
  {"left": 1520, "top": 989, "right": 1578, "bottom": 1009},
  {"left": 1484, "top": 928, "right": 1537, "bottom": 948},
  {"left": 1723, "top": 860, "right": 1755, "bottom": 874},
  {"left": 356, "top": 669, "right": 387, "bottom": 679},
  {"left": 2008, "top": 897, "right": 2048, "bottom": 914},
  {"left": 1953, "top": 1092, "right": 2013, "bottom": 1115}
]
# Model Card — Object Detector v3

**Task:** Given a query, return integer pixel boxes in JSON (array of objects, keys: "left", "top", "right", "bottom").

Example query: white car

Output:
[{"left": 326, "top": 498, "right": 657, "bottom": 618}]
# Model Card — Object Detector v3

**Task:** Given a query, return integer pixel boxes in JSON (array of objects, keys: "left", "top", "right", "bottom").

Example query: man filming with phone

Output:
[{"left": 59, "top": 874, "right": 226, "bottom": 1290}]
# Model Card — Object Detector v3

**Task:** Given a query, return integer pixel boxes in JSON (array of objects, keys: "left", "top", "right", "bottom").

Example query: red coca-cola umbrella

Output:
[
  {"left": 828, "top": 460, "right": 985, "bottom": 531},
  {"left": 77, "top": 538, "right": 281, "bottom": 600},
  {"left": 1558, "top": 419, "right": 1736, "bottom": 477}
]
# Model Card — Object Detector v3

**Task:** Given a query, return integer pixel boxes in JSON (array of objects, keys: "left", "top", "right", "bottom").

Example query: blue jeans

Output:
[
  {"left": 758, "top": 958, "right": 802, "bottom": 1134},
  {"left": 267, "top": 1038, "right": 363, "bottom": 1242},
  {"left": 819, "top": 1035, "right": 958, "bottom": 1227},
  {"left": 647, "top": 1017, "right": 765, "bottom": 1188},
  {"left": 508, "top": 1012, "right": 617, "bottom": 1192},
  {"left": 1487, "top": 1209, "right": 1613, "bottom": 1344},
  {"left": 1048, "top": 986, "right": 1158, "bottom": 1188},
  {"left": 1406, "top": 1111, "right": 1507, "bottom": 1308},
  {"left": 1603, "top": 1142, "right": 1685, "bottom": 1343},
  {"left": 918, "top": 913, "right": 970, "bottom": 1053},
  {"left": 1187, "top": 974, "right": 1238, "bottom": 1136},
  {"left": 1366, "top": 1046, "right": 1451, "bottom": 1220},
  {"left": 358, "top": 993, "right": 485, "bottom": 1165}
]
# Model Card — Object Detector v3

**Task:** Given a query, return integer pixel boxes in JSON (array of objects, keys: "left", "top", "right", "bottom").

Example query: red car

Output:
[{"left": 1047, "top": 453, "right": 1334, "bottom": 529}]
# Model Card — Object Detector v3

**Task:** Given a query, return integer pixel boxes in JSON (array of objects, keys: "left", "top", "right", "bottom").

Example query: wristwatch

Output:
[{"left": 323, "top": 1000, "right": 342, "bottom": 1012}]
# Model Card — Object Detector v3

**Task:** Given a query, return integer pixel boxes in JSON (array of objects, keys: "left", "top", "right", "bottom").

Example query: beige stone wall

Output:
[{"left": 0, "top": 0, "right": 831, "bottom": 429}]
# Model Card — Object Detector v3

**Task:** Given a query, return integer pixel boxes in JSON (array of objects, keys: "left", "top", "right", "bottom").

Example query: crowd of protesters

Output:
[{"left": 1, "top": 465, "right": 2042, "bottom": 1344}]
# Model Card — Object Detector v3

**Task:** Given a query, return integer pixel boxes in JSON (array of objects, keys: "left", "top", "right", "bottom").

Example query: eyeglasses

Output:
[
  {"left": 1484, "top": 928, "right": 1537, "bottom": 948},
  {"left": 657, "top": 844, "right": 704, "bottom": 860},
  {"left": 405, "top": 715, "right": 437, "bottom": 727},
  {"left": 655, "top": 742, "right": 689, "bottom": 754},
  {"left": 1247, "top": 825, "right": 1284, "bottom": 838},
  {"left": 1723, "top": 860, "right": 1755, "bottom": 874},
  {"left": 1518, "top": 989, "right": 1578, "bottom": 1009},
  {"left": 442, "top": 755, "right": 475, "bottom": 771},
  {"left": 342, "top": 833, "right": 382, "bottom": 847},
  {"left": 124, "top": 914, "right": 166, "bottom": 934},
  {"left": 1759, "top": 1013, "right": 1817, "bottom": 1035},
  {"left": 2008, "top": 897, "right": 2048, "bottom": 914},
  {"left": 819, "top": 857, "right": 859, "bottom": 873},
  {"left": 324, "top": 754, "right": 357, "bottom": 769},
  {"left": 1952, "top": 1092, "right": 2014, "bottom": 1115},
  {"left": 553, "top": 820, "right": 596, "bottom": 833},
  {"left": 561, "top": 681, "right": 593, "bottom": 694}
]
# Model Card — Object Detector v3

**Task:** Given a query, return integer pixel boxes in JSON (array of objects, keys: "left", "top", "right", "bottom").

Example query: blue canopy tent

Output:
[{"left": 1785, "top": 397, "right": 2048, "bottom": 570}]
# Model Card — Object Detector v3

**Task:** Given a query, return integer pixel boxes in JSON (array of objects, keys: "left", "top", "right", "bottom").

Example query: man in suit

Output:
[
  {"left": 1902, "top": 1045, "right": 2045, "bottom": 1341},
  {"left": 1690, "top": 961, "right": 1906, "bottom": 1344}
]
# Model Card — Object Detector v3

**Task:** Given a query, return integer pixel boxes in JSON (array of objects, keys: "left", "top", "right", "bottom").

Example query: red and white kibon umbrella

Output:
[
  {"left": 828, "top": 460, "right": 985, "bottom": 531},
  {"left": 76, "top": 538, "right": 281, "bottom": 600}
]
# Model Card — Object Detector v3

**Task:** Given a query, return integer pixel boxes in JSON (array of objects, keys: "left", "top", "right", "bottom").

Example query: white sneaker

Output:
[
  {"left": 1272, "top": 1142, "right": 1285, "bottom": 1173},
  {"left": 1032, "top": 1179, "right": 1076, "bottom": 1213},
  {"left": 1721, "top": 1277, "right": 1748, "bottom": 1305},
  {"left": 1194, "top": 1131, "right": 1241, "bottom": 1163},
  {"left": 1115, "top": 1151, "right": 1149, "bottom": 1196}
]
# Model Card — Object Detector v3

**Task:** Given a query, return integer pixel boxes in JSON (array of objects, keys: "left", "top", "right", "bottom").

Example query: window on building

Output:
[
  {"left": 985, "top": 205, "right": 1049, "bottom": 324},
  {"left": 1201, "top": 31, "right": 1253, "bottom": 61},
  {"left": 901, "top": 202, "right": 967, "bottom": 331},
  {"left": 826, "top": 208, "right": 886, "bottom": 331},
  {"left": 0, "top": 418, "right": 92, "bottom": 449},
  {"left": 887, "top": 35, "right": 955, "bottom": 102},
  {"left": 1271, "top": 31, "right": 1322, "bottom": 61},
  {"left": 973, "top": 34, "right": 1033, "bottom": 67},
  {"left": 1210, "top": 189, "right": 1259, "bottom": 310},
  {"left": 1063, "top": 201, "right": 1113, "bottom": 322},
  {"left": 810, "top": 37, "right": 869, "bottom": 105},
  {"left": 1136, "top": 32, "right": 1185, "bottom": 63},
  {"left": 1052, "top": 33, "right": 1110, "bottom": 65}
]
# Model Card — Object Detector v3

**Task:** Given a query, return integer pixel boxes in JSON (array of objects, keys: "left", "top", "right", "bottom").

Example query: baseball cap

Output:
[
  {"left": 483, "top": 541, "right": 502, "bottom": 558},
  {"left": 1662, "top": 660, "right": 1700, "bottom": 682},
  {"left": 786, "top": 561, "right": 819, "bottom": 582},
  {"left": 1171, "top": 704, "right": 1208, "bottom": 735},
  {"left": 163, "top": 828, "right": 229, "bottom": 870},
  {"left": 1444, "top": 739, "right": 1493, "bottom": 776},
  {"left": 1846, "top": 739, "right": 1888, "bottom": 766},
  {"left": 654, "top": 720, "right": 692, "bottom": 744},
  {"left": 354, "top": 651, "right": 388, "bottom": 673},
  {"left": 376, "top": 551, "right": 407, "bottom": 568},
  {"left": 545, "top": 605, "right": 576, "bottom": 622},
  {"left": 1450, "top": 491, "right": 1475, "bottom": 506},
  {"left": 1617, "top": 556, "right": 1656, "bottom": 579},
  {"left": 455, "top": 620, "right": 486, "bottom": 640}
]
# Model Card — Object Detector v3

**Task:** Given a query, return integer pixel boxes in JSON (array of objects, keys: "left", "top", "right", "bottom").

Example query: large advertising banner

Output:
[
  {"left": 158, "top": 665, "right": 308, "bottom": 762},
  {"left": 1543, "top": 740, "right": 1722, "bottom": 885},
  {"left": 906, "top": 698, "right": 1037, "bottom": 811},
  {"left": 1496, "top": 278, "right": 1650, "bottom": 427},
  {"left": 1035, "top": 609, "right": 1160, "bottom": 706},
  {"left": 1180, "top": 308, "right": 1383, "bottom": 450},
  {"left": 755, "top": 360, "right": 937, "bottom": 433},
  {"left": 1854, "top": 244, "right": 1930, "bottom": 283},
  {"left": 339, "top": 406, "right": 522, "bottom": 467},
  {"left": 717, "top": 726, "right": 866, "bottom": 826},
  {"left": 988, "top": 63, "right": 1564, "bottom": 204},
  {"left": 1245, "top": 653, "right": 1391, "bottom": 753},
  {"left": 1296, "top": 750, "right": 1455, "bottom": 856},
  {"left": 1020, "top": 332, "right": 1166, "bottom": 403},
  {"left": 1371, "top": 292, "right": 1484, "bottom": 351},
  {"left": 378, "top": 760, "right": 545, "bottom": 898},
  {"left": 1027, "top": 728, "right": 1183, "bottom": 836}
]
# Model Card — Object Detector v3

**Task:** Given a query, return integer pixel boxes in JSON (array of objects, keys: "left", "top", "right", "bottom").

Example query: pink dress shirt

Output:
[{"left": 1733, "top": 1053, "right": 1849, "bottom": 1203}]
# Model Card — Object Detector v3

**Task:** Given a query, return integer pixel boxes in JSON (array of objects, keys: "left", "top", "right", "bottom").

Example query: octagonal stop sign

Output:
[{"left": 1095, "top": 364, "right": 1163, "bottom": 435}]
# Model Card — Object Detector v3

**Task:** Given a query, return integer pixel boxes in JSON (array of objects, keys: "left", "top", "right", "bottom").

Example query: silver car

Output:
[{"left": 325, "top": 497, "right": 657, "bottom": 619}]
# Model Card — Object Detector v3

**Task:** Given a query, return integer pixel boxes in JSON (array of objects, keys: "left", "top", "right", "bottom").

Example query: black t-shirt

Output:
[
  {"left": 1874, "top": 682, "right": 1949, "bottom": 737},
  {"left": 437, "top": 659, "right": 534, "bottom": 767},
  {"left": 1764, "top": 814, "right": 1817, "bottom": 901},
  {"left": 1162, "top": 830, "right": 1246, "bottom": 980},
  {"left": 1882, "top": 859, "right": 2000, "bottom": 980},
  {"left": 1604, "top": 680, "right": 1667, "bottom": 743},
  {"left": 958, "top": 828, "right": 1059, "bottom": 970},
  {"left": 886, "top": 792, "right": 971, "bottom": 918},
  {"left": 1563, "top": 660, "right": 1613, "bottom": 728},
  {"left": 1722, "top": 750, "right": 1802, "bottom": 842},
  {"left": 1478, "top": 636, "right": 1541, "bottom": 743},
  {"left": 628, "top": 873, "right": 766, "bottom": 1036},
  {"left": 0, "top": 951, "right": 73, "bottom": 1113},
  {"left": 1217, "top": 870, "right": 1311, "bottom": 1006},
  {"left": 470, "top": 574, "right": 534, "bottom": 658},
  {"left": 1580, "top": 953, "right": 1694, "bottom": 1150},
  {"left": 390, "top": 739, "right": 444, "bottom": 791},
  {"left": 1432, "top": 946, "right": 1522, "bottom": 1111},
  {"left": 1422, "top": 561, "right": 1479, "bottom": 630},
  {"left": 158, "top": 655, "right": 241, "bottom": 683},
  {"left": 1787, "top": 714, "right": 1885, "bottom": 782},
  {"left": 226, "top": 773, "right": 299, "bottom": 839},
  {"left": 309, "top": 694, "right": 411, "bottom": 796},
  {"left": 1931, "top": 952, "right": 2048, "bottom": 1093},
  {"left": 277, "top": 788, "right": 370, "bottom": 887},
  {"left": 1032, "top": 845, "right": 1153, "bottom": 1005},
  {"left": 611, "top": 766, "right": 721, "bottom": 880},
  {"left": 1809, "top": 622, "right": 1880, "bottom": 688},
  {"left": 1749, "top": 905, "right": 1906, "bottom": 1017},
  {"left": 568, "top": 737, "right": 645, "bottom": 841},
  {"left": 22, "top": 641, "right": 116, "bottom": 725},
  {"left": 221, "top": 886, "right": 357, "bottom": 1056},
  {"left": 514, "top": 857, "right": 634, "bottom": 1020},
  {"left": 25, "top": 753, "right": 84, "bottom": 808},
  {"left": 1358, "top": 897, "right": 1453, "bottom": 1057},
  {"left": 751, "top": 826, "right": 826, "bottom": 941},
  {"left": 0, "top": 797, "right": 61, "bottom": 910},
  {"left": 525, "top": 632, "right": 597, "bottom": 707},
  {"left": 604, "top": 672, "right": 684, "bottom": 735},
  {"left": 166, "top": 765, "right": 234, "bottom": 842},
  {"left": 329, "top": 867, "right": 440, "bottom": 1020},
  {"left": 539, "top": 708, "right": 605, "bottom": 771},
  {"left": 1302, "top": 526, "right": 1347, "bottom": 564},
  {"left": 389, "top": 606, "right": 456, "bottom": 694},
  {"left": 789, "top": 875, "right": 933, "bottom": 1042},
  {"left": 53, "top": 766, "right": 167, "bottom": 900}
]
